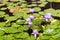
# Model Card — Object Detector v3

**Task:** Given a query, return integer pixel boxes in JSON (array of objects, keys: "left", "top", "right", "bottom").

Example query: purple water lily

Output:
[
  {"left": 44, "top": 13, "right": 52, "bottom": 21},
  {"left": 26, "top": 18, "right": 32, "bottom": 26},
  {"left": 29, "top": 9, "right": 35, "bottom": 13},
  {"left": 28, "top": 21, "right": 32, "bottom": 26},
  {"left": 32, "top": 29, "right": 39, "bottom": 39},
  {"left": 26, "top": 18, "right": 31, "bottom": 22},
  {"left": 29, "top": 15, "right": 34, "bottom": 20},
  {"left": 26, "top": 15, "right": 34, "bottom": 26}
]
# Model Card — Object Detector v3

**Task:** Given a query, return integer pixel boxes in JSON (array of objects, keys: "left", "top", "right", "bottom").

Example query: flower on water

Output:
[
  {"left": 44, "top": 13, "right": 52, "bottom": 21},
  {"left": 26, "top": 18, "right": 32, "bottom": 26},
  {"left": 29, "top": 9, "right": 35, "bottom": 13},
  {"left": 29, "top": 15, "right": 34, "bottom": 20},
  {"left": 26, "top": 15, "right": 34, "bottom": 26},
  {"left": 28, "top": 21, "right": 32, "bottom": 26},
  {"left": 26, "top": 18, "right": 31, "bottom": 22},
  {"left": 44, "top": 13, "right": 52, "bottom": 19},
  {"left": 32, "top": 29, "right": 39, "bottom": 39}
]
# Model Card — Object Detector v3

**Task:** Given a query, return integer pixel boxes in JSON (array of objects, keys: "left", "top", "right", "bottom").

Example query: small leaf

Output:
[
  {"left": 34, "top": 7, "right": 41, "bottom": 12},
  {"left": 0, "top": 30, "right": 4, "bottom": 36},
  {"left": 14, "top": 32, "right": 29, "bottom": 38},
  {"left": 11, "top": 23, "right": 20, "bottom": 28},
  {"left": 4, "top": 35, "right": 14, "bottom": 40},
  {"left": 0, "top": 11, "right": 5, "bottom": 17},
  {"left": 4, "top": 27, "right": 18, "bottom": 33},
  {"left": 16, "top": 20, "right": 25, "bottom": 25}
]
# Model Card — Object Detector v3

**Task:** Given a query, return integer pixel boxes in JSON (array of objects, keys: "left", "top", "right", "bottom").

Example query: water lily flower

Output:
[
  {"left": 29, "top": 15, "right": 34, "bottom": 20},
  {"left": 29, "top": 9, "right": 35, "bottom": 13},
  {"left": 32, "top": 29, "right": 39, "bottom": 39},
  {"left": 26, "top": 18, "right": 31, "bottom": 22},
  {"left": 44, "top": 13, "right": 51, "bottom": 19},
  {"left": 26, "top": 15, "right": 34, "bottom": 26},
  {"left": 26, "top": 18, "right": 32, "bottom": 26},
  {"left": 28, "top": 21, "right": 32, "bottom": 26},
  {"left": 44, "top": 13, "right": 52, "bottom": 21}
]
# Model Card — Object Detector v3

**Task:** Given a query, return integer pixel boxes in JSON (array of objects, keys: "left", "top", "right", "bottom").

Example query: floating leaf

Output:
[
  {"left": 11, "top": 23, "right": 20, "bottom": 28},
  {"left": 14, "top": 32, "right": 29, "bottom": 38},
  {"left": 47, "top": 0, "right": 55, "bottom": 2},
  {"left": 0, "top": 36, "right": 4, "bottom": 40},
  {"left": 4, "top": 16, "right": 17, "bottom": 21},
  {"left": 4, "top": 34, "right": 14, "bottom": 40},
  {"left": 16, "top": 20, "right": 25, "bottom": 25},
  {"left": 4, "top": 27, "right": 18, "bottom": 33},
  {"left": 34, "top": 7, "right": 41, "bottom": 12},
  {"left": 0, "top": 30, "right": 4, "bottom": 36},
  {"left": 0, "top": 22, "right": 6, "bottom": 27},
  {"left": 0, "top": 11, "right": 5, "bottom": 17},
  {"left": 0, "top": 8, "right": 7, "bottom": 10}
]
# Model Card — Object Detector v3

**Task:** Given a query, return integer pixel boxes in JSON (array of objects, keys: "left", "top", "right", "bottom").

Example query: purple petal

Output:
[
  {"left": 29, "top": 15, "right": 34, "bottom": 20},
  {"left": 28, "top": 21, "right": 32, "bottom": 26},
  {"left": 26, "top": 18, "right": 31, "bottom": 22},
  {"left": 29, "top": 9, "right": 35, "bottom": 13},
  {"left": 32, "top": 29, "right": 39, "bottom": 34},
  {"left": 44, "top": 13, "right": 52, "bottom": 19}
]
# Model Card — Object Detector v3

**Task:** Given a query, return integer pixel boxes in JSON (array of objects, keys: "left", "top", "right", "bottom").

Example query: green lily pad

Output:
[
  {"left": 0, "top": 36, "right": 4, "bottom": 40},
  {"left": 38, "top": 4, "right": 45, "bottom": 7},
  {"left": 4, "top": 27, "right": 18, "bottom": 33},
  {"left": 0, "top": 4, "right": 5, "bottom": 6},
  {"left": 16, "top": 19, "right": 25, "bottom": 25},
  {"left": 23, "top": 25, "right": 29, "bottom": 31},
  {"left": 13, "top": 12, "right": 25, "bottom": 18},
  {"left": 47, "top": 0, "right": 55, "bottom": 2},
  {"left": 14, "top": 32, "right": 29, "bottom": 38},
  {"left": 4, "top": 16, "right": 17, "bottom": 21},
  {"left": 5, "top": 22, "right": 11, "bottom": 27},
  {"left": 0, "top": 22, "right": 6, "bottom": 27},
  {"left": 0, "top": 8, "right": 7, "bottom": 10},
  {"left": 17, "top": 26, "right": 24, "bottom": 32},
  {"left": 0, "top": 11, "right": 5, "bottom": 17},
  {"left": 44, "top": 8, "right": 58, "bottom": 16},
  {"left": 7, "top": 5, "right": 14, "bottom": 9},
  {"left": 23, "top": 14, "right": 31, "bottom": 19},
  {"left": 0, "top": 30, "right": 4, "bottom": 36},
  {"left": 34, "top": 7, "right": 41, "bottom": 12},
  {"left": 11, "top": 23, "right": 20, "bottom": 28},
  {"left": 32, "top": 18, "right": 45, "bottom": 25},
  {"left": 4, "top": 34, "right": 14, "bottom": 40},
  {"left": 25, "top": 35, "right": 35, "bottom": 40}
]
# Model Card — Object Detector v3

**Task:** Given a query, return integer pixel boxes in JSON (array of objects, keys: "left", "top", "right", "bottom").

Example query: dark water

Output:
[{"left": 41, "top": 2, "right": 60, "bottom": 11}]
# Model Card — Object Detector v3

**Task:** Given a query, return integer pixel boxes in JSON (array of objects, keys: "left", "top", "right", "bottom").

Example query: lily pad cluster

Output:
[{"left": 0, "top": 0, "right": 60, "bottom": 40}]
